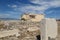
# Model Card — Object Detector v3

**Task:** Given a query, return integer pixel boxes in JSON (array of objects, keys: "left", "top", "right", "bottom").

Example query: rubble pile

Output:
[{"left": 0, "top": 21, "right": 41, "bottom": 40}]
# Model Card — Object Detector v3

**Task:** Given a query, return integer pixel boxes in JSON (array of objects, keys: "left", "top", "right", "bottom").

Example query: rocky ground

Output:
[
  {"left": 0, "top": 20, "right": 59, "bottom": 40},
  {"left": 0, "top": 21, "right": 40, "bottom": 40}
]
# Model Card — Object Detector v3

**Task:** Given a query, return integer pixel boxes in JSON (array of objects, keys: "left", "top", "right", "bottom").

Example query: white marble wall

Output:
[{"left": 40, "top": 18, "right": 57, "bottom": 40}]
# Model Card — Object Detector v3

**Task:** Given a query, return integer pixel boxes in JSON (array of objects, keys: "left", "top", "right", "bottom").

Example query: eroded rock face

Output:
[{"left": 0, "top": 21, "right": 41, "bottom": 40}]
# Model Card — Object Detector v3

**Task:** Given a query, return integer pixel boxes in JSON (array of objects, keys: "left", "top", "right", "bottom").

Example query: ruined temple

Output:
[{"left": 0, "top": 13, "right": 57, "bottom": 40}]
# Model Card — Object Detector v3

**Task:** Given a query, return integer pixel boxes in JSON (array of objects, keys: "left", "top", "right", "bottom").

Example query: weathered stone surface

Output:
[
  {"left": 0, "top": 21, "right": 40, "bottom": 40},
  {"left": 0, "top": 18, "right": 58, "bottom": 40},
  {"left": 40, "top": 18, "right": 57, "bottom": 40}
]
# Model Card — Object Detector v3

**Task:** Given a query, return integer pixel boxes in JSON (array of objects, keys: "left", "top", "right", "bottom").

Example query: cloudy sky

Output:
[{"left": 0, "top": 0, "right": 60, "bottom": 19}]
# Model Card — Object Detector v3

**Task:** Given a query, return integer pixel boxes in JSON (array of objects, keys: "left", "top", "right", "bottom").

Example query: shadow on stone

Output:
[{"left": 36, "top": 35, "right": 41, "bottom": 40}]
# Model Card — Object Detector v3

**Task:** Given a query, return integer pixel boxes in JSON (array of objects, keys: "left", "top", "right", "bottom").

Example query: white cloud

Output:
[
  {"left": 30, "top": 0, "right": 60, "bottom": 7},
  {"left": 0, "top": 14, "right": 10, "bottom": 18},
  {"left": 10, "top": 0, "right": 60, "bottom": 14},
  {"left": 46, "top": 10, "right": 54, "bottom": 14},
  {"left": 8, "top": 5, "right": 17, "bottom": 8},
  {"left": 19, "top": 5, "right": 49, "bottom": 14},
  {"left": 22, "top": 0, "right": 60, "bottom": 14},
  {"left": 50, "top": 1, "right": 60, "bottom": 7},
  {"left": 30, "top": 0, "right": 40, "bottom": 4}
]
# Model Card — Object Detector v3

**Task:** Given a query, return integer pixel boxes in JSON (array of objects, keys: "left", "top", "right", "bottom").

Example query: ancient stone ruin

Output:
[{"left": 0, "top": 13, "right": 58, "bottom": 40}]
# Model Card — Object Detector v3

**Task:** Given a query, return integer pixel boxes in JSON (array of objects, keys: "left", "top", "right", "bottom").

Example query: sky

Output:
[{"left": 0, "top": 0, "right": 60, "bottom": 19}]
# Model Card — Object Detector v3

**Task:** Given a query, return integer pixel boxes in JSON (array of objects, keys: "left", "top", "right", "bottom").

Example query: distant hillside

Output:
[{"left": 0, "top": 18, "right": 20, "bottom": 20}]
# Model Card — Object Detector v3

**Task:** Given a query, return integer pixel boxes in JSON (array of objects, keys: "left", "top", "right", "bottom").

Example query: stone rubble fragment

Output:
[{"left": 0, "top": 21, "right": 40, "bottom": 40}]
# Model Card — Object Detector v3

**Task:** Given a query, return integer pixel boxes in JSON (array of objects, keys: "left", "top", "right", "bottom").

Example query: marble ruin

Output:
[{"left": 0, "top": 13, "right": 58, "bottom": 40}]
